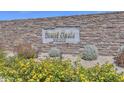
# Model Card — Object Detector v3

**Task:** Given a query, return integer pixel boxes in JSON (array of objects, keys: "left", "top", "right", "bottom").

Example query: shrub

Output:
[
  {"left": 118, "top": 45, "right": 124, "bottom": 54},
  {"left": 0, "top": 50, "right": 6, "bottom": 61},
  {"left": 15, "top": 43, "right": 38, "bottom": 59},
  {"left": 81, "top": 44, "right": 98, "bottom": 60},
  {"left": 0, "top": 50, "right": 6, "bottom": 66},
  {"left": 114, "top": 52, "right": 124, "bottom": 67},
  {"left": 0, "top": 50, "right": 6, "bottom": 82},
  {"left": 48, "top": 47, "right": 62, "bottom": 58},
  {"left": 0, "top": 57, "right": 123, "bottom": 82},
  {"left": 0, "top": 58, "right": 75, "bottom": 82},
  {"left": 114, "top": 45, "right": 124, "bottom": 67},
  {"left": 84, "top": 63, "right": 122, "bottom": 82}
]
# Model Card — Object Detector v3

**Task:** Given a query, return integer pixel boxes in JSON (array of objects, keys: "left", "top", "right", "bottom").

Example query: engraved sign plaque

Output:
[{"left": 42, "top": 27, "right": 80, "bottom": 44}]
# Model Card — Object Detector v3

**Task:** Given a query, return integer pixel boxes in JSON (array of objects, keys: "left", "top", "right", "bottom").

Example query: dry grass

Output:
[
  {"left": 14, "top": 43, "right": 38, "bottom": 59},
  {"left": 115, "top": 52, "right": 124, "bottom": 67}
]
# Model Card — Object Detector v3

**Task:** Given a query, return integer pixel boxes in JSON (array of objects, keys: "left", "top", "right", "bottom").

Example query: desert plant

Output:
[
  {"left": 118, "top": 45, "right": 124, "bottom": 54},
  {"left": 0, "top": 50, "right": 6, "bottom": 60},
  {"left": 114, "top": 52, "right": 124, "bottom": 67},
  {"left": 0, "top": 57, "right": 123, "bottom": 82},
  {"left": 81, "top": 44, "right": 98, "bottom": 60},
  {"left": 14, "top": 43, "right": 38, "bottom": 59},
  {"left": 114, "top": 45, "right": 124, "bottom": 67},
  {"left": 0, "top": 50, "right": 6, "bottom": 66},
  {"left": 48, "top": 47, "right": 62, "bottom": 58},
  {"left": 85, "top": 63, "right": 121, "bottom": 82}
]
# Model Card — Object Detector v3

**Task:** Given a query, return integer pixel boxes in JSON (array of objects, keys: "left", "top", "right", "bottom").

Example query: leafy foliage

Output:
[
  {"left": 0, "top": 55, "right": 123, "bottom": 82},
  {"left": 0, "top": 50, "right": 6, "bottom": 62}
]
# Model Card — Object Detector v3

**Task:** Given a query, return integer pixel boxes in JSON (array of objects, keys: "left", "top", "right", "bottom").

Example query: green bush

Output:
[
  {"left": 0, "top": 58, "right": 75, "bottom": 82},
  {"left": 0, "top": 50, "right": 6, "bottom": 67},
  {"left": 84, "top": 64, "right": 122, "bottom": 82},
  {"left": 81, "top": 44, "right": 98, "bottom": 60},
  {"left": 0, "top": 50, "right": 6, "bottom": 82},
  {"left": 48, "top": 47, "right": 62, "bottom": 58},
  {"left": 0, "top": 56, "right": 123, "bottom": 82}
]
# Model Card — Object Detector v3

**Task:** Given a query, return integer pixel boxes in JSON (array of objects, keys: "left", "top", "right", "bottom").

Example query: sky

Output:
[{"left": 0, "top": 11, "right": 112, "bottom": 20}]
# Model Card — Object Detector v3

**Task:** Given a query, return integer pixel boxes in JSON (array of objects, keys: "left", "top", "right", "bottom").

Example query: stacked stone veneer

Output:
[{"left": 0, "top": 12, "right": 124, "bottom": 56}]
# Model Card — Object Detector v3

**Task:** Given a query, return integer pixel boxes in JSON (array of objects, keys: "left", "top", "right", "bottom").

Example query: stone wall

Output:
[{"left": 0, "top": 12, "right": 124, "bottom": 56}]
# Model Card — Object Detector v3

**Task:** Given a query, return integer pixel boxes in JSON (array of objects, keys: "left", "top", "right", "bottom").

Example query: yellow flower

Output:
[
  {"left": 32, "top": 74, "right": 37, "bottom": 79},
  {"left": 120, "top": 76, "right": 124, "bottom": 81}
]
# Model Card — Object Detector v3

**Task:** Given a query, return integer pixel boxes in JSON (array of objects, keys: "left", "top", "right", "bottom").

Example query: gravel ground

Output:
[{"left": 80, "top": 56, "right": 114, "bottom": 68}]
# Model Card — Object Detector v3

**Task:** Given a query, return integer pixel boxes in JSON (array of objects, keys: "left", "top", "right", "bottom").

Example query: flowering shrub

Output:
[
  {"left": 0, "top": 50, "right": 123, "bottom": 82},
  {"left": 0, "top": 58, "right": 75, "bottom": 82},
  {"left": 84, "top": 64, "right": 122, "bottom": 82},
  {"left": 0, "top": 50, "right": 6, "bottom": 62},
  {"left": 0, "top": 55, "right": 123, "bottom": 82}
]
